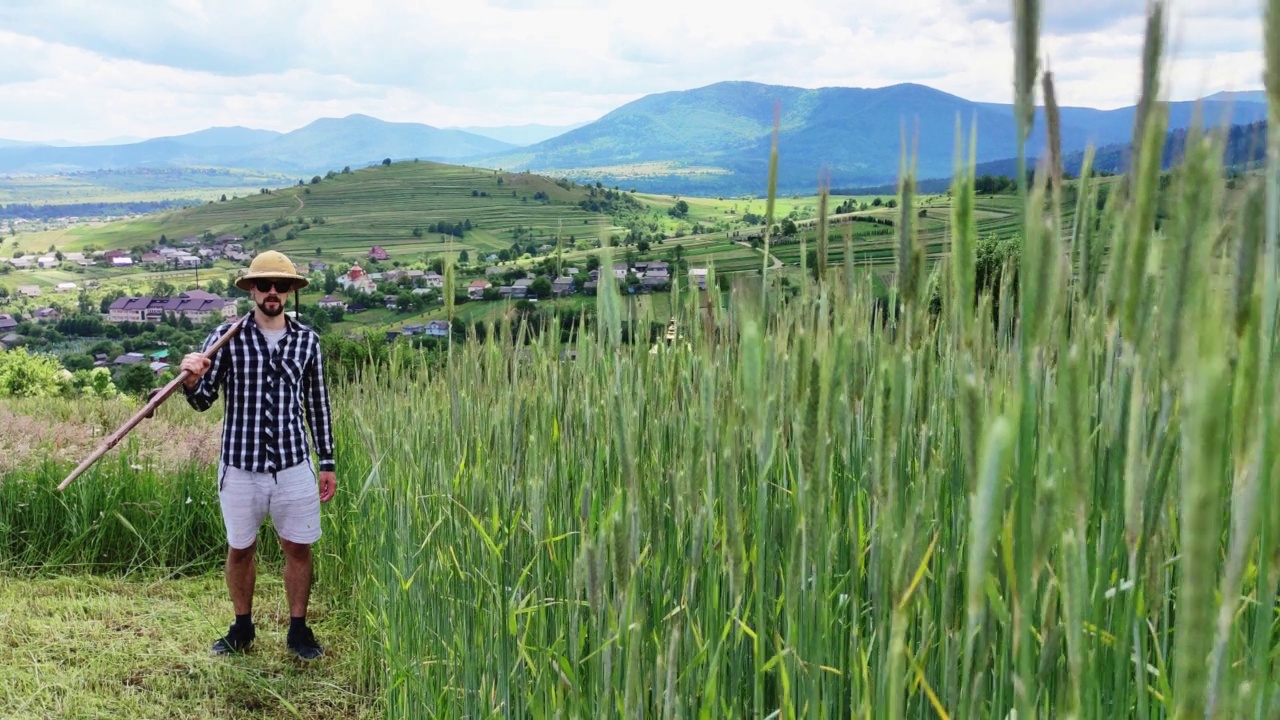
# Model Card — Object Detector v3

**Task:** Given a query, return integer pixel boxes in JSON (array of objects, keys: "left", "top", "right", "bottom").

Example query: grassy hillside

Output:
[{"left": 11, "top": 161, "right": 624, "bottom": 263}]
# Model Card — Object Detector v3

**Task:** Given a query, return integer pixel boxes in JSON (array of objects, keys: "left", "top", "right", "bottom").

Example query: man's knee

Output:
[
  {"left": 278, "top": 538, "right": 311, "bottom": 561},
  {"left": 228, "top": 542, "right": 256, "bottom": 564}
]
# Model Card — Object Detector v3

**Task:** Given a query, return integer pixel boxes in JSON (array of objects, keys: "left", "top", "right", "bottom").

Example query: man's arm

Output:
[
  {"left": 302, "top": 333, "right": 336, "bottom": 473},
  {"left": 182, "top": 325, "right": 229, "bottom": 411}
]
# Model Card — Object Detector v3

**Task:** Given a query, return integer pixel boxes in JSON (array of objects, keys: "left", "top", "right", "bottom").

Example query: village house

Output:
[
  {"left": 318, "top": 295, "right": 348, "bottom": 311},
  {"left": 55, "top": 282, "right": 77, "bottom": 293},
  {"left": 425, "top": 320, "right": 450, "bottom": 337},
  {"left": 17, "top": 285, "right": 40, "bottom": 298},
  {"left": 37, "top": 256, "right": 58, "bottom": 269},
  {"left": 112, "top": 256, "right": 134, "bottom": 267},
  {"left": 141, "top": 252, "right": 165, "bottom": 265},
  {"left": 32, "top": 307, "right": 61, "bottom": 323},
  {"left": 467, "top": 280, "right": 492, "bottom": 300},
  {"left": 107, "top": 291, "right": 238, "bottom": 324},
  {"left": 552, "top": 276, "right": 575, "bottom": 297},
  {"left": 689, "top": 268, "right": 709, "bottom": 290},
  {"left": 0, "top": 314, "right": 17, "bottom": 333},
  {"left": 510, "top": 278, "right": 534, "bottom": 299},
  {"left": 368, "top": 246, "right": 390, "bottom": 261},
  {"left": 9, "top": 257, "right": 32, "bottom": 269},
  {"left": 337, "top": 264, "right": 376, "bottom": 293},
  {"left": 421, "top": 272, "right": 444, "bottom": 288}
]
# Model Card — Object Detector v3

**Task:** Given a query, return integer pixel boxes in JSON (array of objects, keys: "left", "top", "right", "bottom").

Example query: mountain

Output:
[
  {"left": 0, "top": 84, "right": 1265, "bottom": 195},
  {"left": 236, "top": 114, "right": 517, "bottom": 171},
  {"left": 0, "top": 115, "right": 516, "bottom": 174},
  {"left": 1201, "top": 90, "right": 1267, "bottom": 105},
  {"left": 452, "top": 122, "right": 591, "bottom": 146},
  {"left": 467, "top": 81, "right": 1269, "bottom": 195},
  {"left": 152, "top": 126, "right": 282, "bottom": 148},
  {"left": 826, "top": 119, "right": 1270, "bottom": 196}
]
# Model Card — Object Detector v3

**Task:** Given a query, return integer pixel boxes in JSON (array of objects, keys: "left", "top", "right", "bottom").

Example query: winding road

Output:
[{"left": 736, "top": 240, "right": 783, "bottom": 270}]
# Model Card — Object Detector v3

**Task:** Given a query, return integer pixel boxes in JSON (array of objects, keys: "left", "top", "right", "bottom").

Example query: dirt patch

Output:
[{"left": 0, "top": 400, "right": 222, "bottom": 476}]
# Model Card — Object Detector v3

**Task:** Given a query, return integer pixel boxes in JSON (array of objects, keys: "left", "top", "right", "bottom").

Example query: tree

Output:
[
  {"left": 71, "top": 367, "right": 118, "bottom": 399},
  {"left": 382, "top": 158, "right": 392, "bottom": 166},
  {"left": 221, "top": 194, "right": 228, "bottom": 202},
  {"left": 324, "top": 269, "right": 338, "bottom": 294},
  {"left": 0, "top": 348, "right": 68, "bottom": 398},
  {"left": 459, "top": 250, "right": 470, "bottom": 264},
  {"left": 153, "top": 281, "right": 176, "bottom": 297},
  {"left": 529, "top": 277, "right": 552, "bottom": 299},
  {"left": 637, "top": 240, "right": 651, "bottom": 253},
  {"left": 116, "top": 362, "right": 156, "bottom": 397}
]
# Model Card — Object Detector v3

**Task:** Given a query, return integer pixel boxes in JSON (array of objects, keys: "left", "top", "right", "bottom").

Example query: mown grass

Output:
[{"left": 0, "top": 574, "right": 375, "bottom": 720}]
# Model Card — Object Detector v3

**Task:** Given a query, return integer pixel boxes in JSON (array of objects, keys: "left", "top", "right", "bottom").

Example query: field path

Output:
[
  {"left": 737, "top": 240, "right": 783, "bottom": 269},
  {"left": 292, "top": 193, "right": 305, "bottom": 218}
]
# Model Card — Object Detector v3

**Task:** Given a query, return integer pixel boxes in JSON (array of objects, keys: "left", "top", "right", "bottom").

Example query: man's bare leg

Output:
[
  {"left": 212, "top": 542, "right": 258, "bottom": 654},
  {"left": 279, "top": 538, "right": 311, "bottom": 618},
  {"left": 279, "top": 538, "right": 323, "bottom": 658},
  {"left": 226, "top": 543, "right": 257, "bottom": 615}
]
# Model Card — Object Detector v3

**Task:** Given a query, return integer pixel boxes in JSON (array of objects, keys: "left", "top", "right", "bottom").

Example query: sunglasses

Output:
[{"left": 252, "top": 279, "right": 295, "bottom": 293}]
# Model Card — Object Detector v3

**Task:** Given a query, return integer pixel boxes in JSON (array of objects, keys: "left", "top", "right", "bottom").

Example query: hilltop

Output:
[{"left": 18, "top": 161, "right": 636, "bottom": 266}]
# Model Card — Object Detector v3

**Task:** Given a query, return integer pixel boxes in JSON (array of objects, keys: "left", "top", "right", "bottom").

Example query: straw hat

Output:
[{"left": 235, "top": 250, "right": 309, "bottom": 291}]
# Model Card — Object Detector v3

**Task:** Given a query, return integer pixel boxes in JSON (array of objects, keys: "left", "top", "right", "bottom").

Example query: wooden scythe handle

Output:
[{"left": 56, "top": 312, "right": 252, "bottom": 492}]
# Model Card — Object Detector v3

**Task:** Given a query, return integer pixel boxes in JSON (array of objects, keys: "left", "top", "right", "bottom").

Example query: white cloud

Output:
[{"left": 0, "top": 0, "right": 1262, "bottom": 143}]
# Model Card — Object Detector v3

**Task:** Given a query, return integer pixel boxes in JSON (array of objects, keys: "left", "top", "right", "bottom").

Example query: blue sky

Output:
[{"left": 0, "top": 0, "right": 1264, "bottom": 143}]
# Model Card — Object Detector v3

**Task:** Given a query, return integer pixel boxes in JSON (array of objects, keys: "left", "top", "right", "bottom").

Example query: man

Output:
[{"left": 179, "top": 250, "right": 337, "bottom": 661}]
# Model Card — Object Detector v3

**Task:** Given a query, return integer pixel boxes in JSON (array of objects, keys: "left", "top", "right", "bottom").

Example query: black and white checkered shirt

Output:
[{"left": 183, "top": 313, "right": 336, "bottom": 474}]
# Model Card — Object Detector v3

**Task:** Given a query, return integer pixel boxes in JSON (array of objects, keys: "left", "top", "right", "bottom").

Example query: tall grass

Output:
[{"left": 310, "top": 3, "right": 1280, "bottom": 717}]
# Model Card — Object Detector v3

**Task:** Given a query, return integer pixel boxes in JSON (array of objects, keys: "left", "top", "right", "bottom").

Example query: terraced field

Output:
[{"left": 17, "top": 162, "right": 623, "bottom": 263}]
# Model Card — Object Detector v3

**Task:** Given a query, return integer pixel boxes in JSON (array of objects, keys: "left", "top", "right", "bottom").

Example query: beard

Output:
[{"left": 257, "top": 296, "right": 285, "bottom": 317}]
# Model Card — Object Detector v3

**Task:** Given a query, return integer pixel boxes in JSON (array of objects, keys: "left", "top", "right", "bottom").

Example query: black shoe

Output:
[
  {"left": 287, "top": 625, "right": 324, "bottom": 661},
  {"left": 212, "top": 624, "right": 255, "bottom": 655}
]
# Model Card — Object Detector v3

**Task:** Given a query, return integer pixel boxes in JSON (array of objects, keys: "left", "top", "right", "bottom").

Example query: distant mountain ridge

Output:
[
  {"left": 0, "top": 82, "right": 1266, "bottom": 197},
  {"left": 468, "top": 81, "right": 1267, "bottom": 195},
  {"left": 0, "top": 115, "right": 516, "bottom": 174},
  {"left": 451, "top": 122, "right": 591, "bottom": 146}
]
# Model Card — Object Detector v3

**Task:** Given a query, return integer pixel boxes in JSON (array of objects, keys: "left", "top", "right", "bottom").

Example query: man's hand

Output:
[
  {"left": 319, "top": 471, "right": 337, "bottom": 503},
  {"left": 180, "top": 353, "right": 211, "bottom": 389}
]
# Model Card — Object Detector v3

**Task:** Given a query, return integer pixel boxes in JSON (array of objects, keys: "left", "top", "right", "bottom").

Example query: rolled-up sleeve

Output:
[
  {"left": 183, "top": 326, "right": 228, "bottom": 411},
  {"left": 302, "top": 334, "right": 336, "bottom": 471}
]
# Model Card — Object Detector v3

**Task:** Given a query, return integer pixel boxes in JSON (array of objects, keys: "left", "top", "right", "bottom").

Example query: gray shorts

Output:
[{"left": 217, "top": 460, "right": 322, "bottom": 549}]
